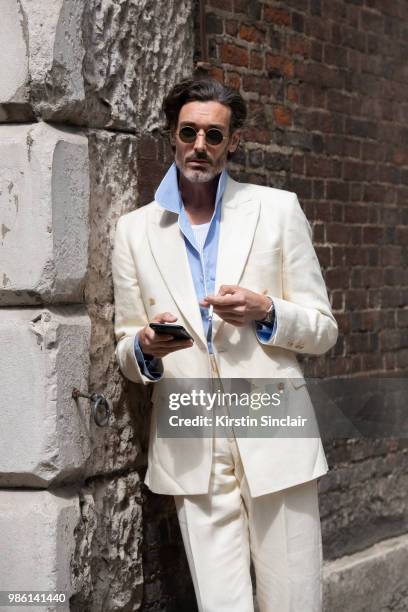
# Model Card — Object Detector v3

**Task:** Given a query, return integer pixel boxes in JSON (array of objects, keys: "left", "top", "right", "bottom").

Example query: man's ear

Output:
[
  {"left": 228, "top": 129, "right": 241, "bottom": 154},
  {"left": 169, "top": 129, "right": 176, "bottom": 147}
]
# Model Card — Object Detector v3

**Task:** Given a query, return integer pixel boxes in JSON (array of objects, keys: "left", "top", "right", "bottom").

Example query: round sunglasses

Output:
[{"left": 178, "top": 125, "right": 228, "bottom": 146}]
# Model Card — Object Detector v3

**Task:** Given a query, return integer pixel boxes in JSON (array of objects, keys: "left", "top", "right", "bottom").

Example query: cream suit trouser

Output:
[{"left": 173, "top": 356, "right": 323, "bottom": 612}]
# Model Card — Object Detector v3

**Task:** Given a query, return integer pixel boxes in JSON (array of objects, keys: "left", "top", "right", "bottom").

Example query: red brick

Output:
[
  {"left": 381, "top": 288, "right": 403, "bottom": 308},
  {"left": 266, "top": 53, "right": 294, "bottom": 77},
  {"left": 315, "top": 246, "right": 331, "bottom": 267},
  {"left": 359, "top": 268, "right": 384, "bottom": 288},
  {"left": 233, "top": 0, "right": 262, "bottom": 19},
  {"left": 343, "top": 246, "right": 369, "bottom": 266},
  {"left": 226, "top": 19, "right": 239, "bottom": 36},
  {"left": 250, "top": 50, "right": 264, "bottom": 71},
  {"left": 383, "top": 352, "right": 396, "bottom": 370},
  {"left": 264, "top": 6, "right": 291, "bottom": 26},
  {"left": 326, "top": 268, "right": 350, "bottom": 288},
  {"left": 220, "top": 43, "right": 249, "bottom": 67},
  {"left": 310, "top": 40, "right": 323, "bottom": 62},
  {"left": 314, "top": 201, "right": 333, "bottom": 222},
  {"left": 273, "top": 105, "right": 292, "bottom": 126},
  {"left": 348, "top": 332, "right": 374, "bottom": 354},
  {"left": 362, "top": 226, "right": 384, "bottom": 244},
  {"left": 305, "top": 156, "right": 337, "bottom": 178},
  {"left": 380, "top": 246, "right": 402, "bottom": 266},
  {"left": 380, "top": 329, "right": 405, "bottom": 351},
  {"left": 239, "top": 23, "right": 265, "bottom": 43},
  {"left": 242, "top": 127, "right": 271, "bottom": 144},
  {"left": 208, "top": 0, "right": 233, "bottom": 10},
  {"left": 313, "top": 223, "right": 325, "bottom": 242},
  {"left": 292, "top": 154, "right": 304, "bottom": 174},
  {"left": 396, "top": 227, "right": 408, "bottom": 244},
  {"left": 286, "top": 84, "right": 299, "bottom": 103},
  {"left": 326, "top": 181, "right": 350, "bottom": 201},
  {"left": 327, "top": 90, "right": 352, "bottom": 115},
  {"left": 324, "top": 44, "right": 348, "bottom": 68},
  {"left": 207, "top": 65, "right": 224, "bottom": 82},
  {"left": 396, "top": 349, "right": 408, "bottom": 369},
  {"left": 361, "top": 8, "right": 384, "bottom": 34},
  {"left": 225, "top": 71, "right": 241, "bottom": 90},
  {"left": 355, "top": 310, "right": 382, "bottom": 332},
  {"left": 299, "top": 62, "right": 344, "bottom": 89},
  {"left": 343, "top": 160, "right": 369, "bottom": 181},
  {"left": 287, "top": 34, "right": 310, "bottom": 57},
  {"left": 335, "top": 313, "right": 352, "bottom": 334},
  {"left": 396, "top": 310, "right": 408, "bottom": 328},
  {"left": 331, "top": 290, "right": 344, "bottom": 310},
  {"left": 242, "top": 74, "right": 272, "bottom": 96},
  {"left": 345, "top": 289, "right": 368, "bottom": 310},
  {"left": 327, "top": 223, "right": 355, "bottom": 244}
]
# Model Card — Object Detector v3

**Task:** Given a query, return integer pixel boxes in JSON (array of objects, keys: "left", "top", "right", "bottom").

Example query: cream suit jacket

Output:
[{"left": 112, "top": 176, "right": 338, "bottom": 497}]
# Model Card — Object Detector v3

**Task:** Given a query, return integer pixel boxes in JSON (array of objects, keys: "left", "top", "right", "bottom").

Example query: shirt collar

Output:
[{"left": 154, "top": 161, "right": 228, "bottom": 214}]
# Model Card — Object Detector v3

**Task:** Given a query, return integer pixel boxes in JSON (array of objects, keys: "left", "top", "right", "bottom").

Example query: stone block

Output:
[
  {"left": 70, "top": 473, "right": 143, "bottom": 611},
  {"left": 0, "top": 0, "right": 84, "bottom": 123},
  {"left": 0, "top": 0, "right": 194, "bottom": 130},
  {"left": 0, "top": 489, "right": 79, "bottom": 610},
  {"left": 83, "top": 130, "right": 150, "bottom": 478},
  {"left": 0, "top": 122, "right": 89, "bottom": 305},
  {"left": 0, "top": 307, "right": 91, "bottom": 487},
  {"left": 323, "top": 533, "right": 408, "bottom": 611}
]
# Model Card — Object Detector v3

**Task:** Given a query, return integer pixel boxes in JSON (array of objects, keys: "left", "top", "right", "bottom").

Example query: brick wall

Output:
[{"left": 192, "top": 0, "right": 408, "bottom": 380}]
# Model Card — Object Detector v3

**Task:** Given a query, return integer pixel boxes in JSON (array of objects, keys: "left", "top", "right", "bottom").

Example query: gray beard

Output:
[{"left": 179, "top": 166, "right": 219, "bottom": 183}]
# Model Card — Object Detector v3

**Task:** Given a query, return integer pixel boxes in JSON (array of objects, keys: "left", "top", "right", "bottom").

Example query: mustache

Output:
[{"left": 186, "top": 152, "right": 211, "bottom": 162}]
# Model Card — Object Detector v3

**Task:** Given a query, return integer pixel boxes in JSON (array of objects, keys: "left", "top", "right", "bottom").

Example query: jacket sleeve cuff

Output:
[
  {"left": 134, "top": 335, "right": 163, "bottom": 381},
  {"left": 254, "top": 309, "right": 277, "bottom": 343}
]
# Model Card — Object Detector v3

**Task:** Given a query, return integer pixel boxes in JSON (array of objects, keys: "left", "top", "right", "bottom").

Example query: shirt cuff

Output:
[
  {"left": 255, "top": 309, "right": 277, "bottom": 343},
  {"left": 134, "top": 335, "right": 163, "bottom": 381}
]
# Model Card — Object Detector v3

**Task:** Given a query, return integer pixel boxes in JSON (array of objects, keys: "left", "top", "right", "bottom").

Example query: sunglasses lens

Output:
[
  {"left": 179, "top": 127, "right": 197, "bottom": 143},
  {"left": 178, "top": 126, "right": 225, "bottom": 145},
  {"left": 206, "top": 129, "right": 224, "bottom": 145}
]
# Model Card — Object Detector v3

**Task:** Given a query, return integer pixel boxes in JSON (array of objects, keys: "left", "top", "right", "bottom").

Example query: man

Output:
[{"left": 112, "top": 78, "right": 338, "bottom": 612}]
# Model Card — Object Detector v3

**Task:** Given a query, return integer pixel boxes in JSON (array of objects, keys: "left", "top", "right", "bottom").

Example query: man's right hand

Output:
[{"left": 138, "top": 312, "right": 194, "bottom": 358}]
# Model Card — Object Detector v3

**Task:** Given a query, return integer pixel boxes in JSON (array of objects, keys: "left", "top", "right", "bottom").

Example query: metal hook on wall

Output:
[{"left": 72, "top": 388, "right": 111, "bottom": 427}]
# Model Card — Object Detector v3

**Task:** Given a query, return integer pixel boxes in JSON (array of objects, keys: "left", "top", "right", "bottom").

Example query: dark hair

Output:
[{"left": 162, "top": 77, "right": 247, "bottom": 134}]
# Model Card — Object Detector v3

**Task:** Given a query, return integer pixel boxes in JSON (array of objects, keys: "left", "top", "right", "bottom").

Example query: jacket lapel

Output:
[
  {"left": 212, "top": 178, "right": 260, "bottom": 340},
  {"left": 147, "top": 206, "right": 207, "bottom": 347}
]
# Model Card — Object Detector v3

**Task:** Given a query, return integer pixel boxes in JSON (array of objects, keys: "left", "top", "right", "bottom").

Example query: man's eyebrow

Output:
[{"left": 179, "top": 121, "right": 226, "bottom": 130}]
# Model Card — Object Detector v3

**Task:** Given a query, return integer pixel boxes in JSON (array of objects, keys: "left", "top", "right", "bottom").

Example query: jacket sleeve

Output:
[
  {"left": 112, "top": 215, "right": 161, "bottom": 385},
  {"left": 259, "top": 193, "right": 338, "bottom": 355}
]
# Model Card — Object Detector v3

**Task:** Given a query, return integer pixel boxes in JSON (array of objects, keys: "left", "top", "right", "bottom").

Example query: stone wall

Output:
[{"left": 0, "top": 1, "right": 194, "bottom": 610}]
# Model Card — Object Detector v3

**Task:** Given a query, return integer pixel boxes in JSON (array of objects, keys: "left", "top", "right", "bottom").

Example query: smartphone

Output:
[{"left": 149, "top": 323, "right": 194, "bottom": 341}]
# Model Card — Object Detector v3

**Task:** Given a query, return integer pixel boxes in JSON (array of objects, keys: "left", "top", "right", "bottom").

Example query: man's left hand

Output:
[{"left": 201, "top": 285, "right": 272, "bottom": 327}]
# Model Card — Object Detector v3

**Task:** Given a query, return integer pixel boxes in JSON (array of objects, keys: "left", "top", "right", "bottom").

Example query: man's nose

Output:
[{"left": 193, "top": 129, "right": 207, "bottom": 151}]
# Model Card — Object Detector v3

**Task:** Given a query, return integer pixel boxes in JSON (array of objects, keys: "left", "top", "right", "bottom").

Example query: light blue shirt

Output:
[{"left": 134, "top": 162, "right": 276, "bottom": 380}]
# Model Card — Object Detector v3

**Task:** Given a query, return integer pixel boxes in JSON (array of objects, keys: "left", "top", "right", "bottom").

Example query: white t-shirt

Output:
[{"left": 191, "top": 221, "right": 211, "bottom": 253}]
